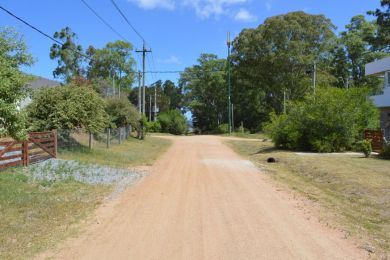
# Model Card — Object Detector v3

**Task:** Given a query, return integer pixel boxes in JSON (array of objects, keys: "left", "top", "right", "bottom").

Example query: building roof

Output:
[
  {"left": 372, "top": 87, "right": 390, "bottom": 108},
  {"left": 25, "top": 76, "right": 61, "bottom": 90}
]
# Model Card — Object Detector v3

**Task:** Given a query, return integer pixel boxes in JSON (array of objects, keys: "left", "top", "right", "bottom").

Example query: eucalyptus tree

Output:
[{"left": 50, "top": 27, "right": 85, "bottom": 82}]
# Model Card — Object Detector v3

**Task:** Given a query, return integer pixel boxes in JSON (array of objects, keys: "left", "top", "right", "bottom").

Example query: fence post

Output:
[
  {"left": 22, "top": 140, "right": 29, "bottom": 167},
  {"left": 119, "top": 128, "right": 122, "bottom": 144},
  {"left": 106, "top": 128, "right": 111, "bottom": 149},
  {"left": 53, "top": 129, "right": 57, "bottom": 158},
  {"left": 89, "top": 132, "right": 93, "bottom": 149}
]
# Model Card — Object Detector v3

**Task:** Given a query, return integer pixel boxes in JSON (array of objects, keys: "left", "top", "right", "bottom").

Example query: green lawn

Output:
[
  {"left": 0, "top": 169, "right": 110, "bottom": 259},
  {"left": 226, "top": 139, "right": 390, "bottom": 256},
  {"left": 59, "top": 134, "right": 172, "bottom": 168}
]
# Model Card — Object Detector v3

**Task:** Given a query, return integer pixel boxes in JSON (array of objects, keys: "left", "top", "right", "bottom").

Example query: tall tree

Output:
[
  {"left": 368, "top": 0, "right": 390, "bottom": 51},
  {"left": 232, "top": 12, "right": 337, "bottom": 131},
  {"left": 0, "top": 27, "right": 33, "bottom": 140},
  {"left": 179, "top": 53, "right": 227, "bottom": 132},
  {"left": 86, "top": 40, "right": 136, "bottom": 95},
  {"left": 50, "top": 27, "right": 85, "bottom": 82},
  {"left": 163, "top": 80, "right": 182, "bottom": 110},
  {"left": 339, "top": 15, "right": 386, "bottom": 90}
]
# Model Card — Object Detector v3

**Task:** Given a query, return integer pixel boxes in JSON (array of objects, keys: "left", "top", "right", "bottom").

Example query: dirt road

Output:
[{"left": 46, "top": 136, "right": 366, "bottom": 260}]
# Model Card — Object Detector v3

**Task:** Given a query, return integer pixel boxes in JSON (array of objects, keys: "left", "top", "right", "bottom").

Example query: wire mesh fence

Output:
[{"left": 58, "top": 126, "right": 133, "bottom": 151}]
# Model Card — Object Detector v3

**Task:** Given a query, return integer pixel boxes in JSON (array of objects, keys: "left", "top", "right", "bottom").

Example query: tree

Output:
[
  {"left": 86, "top": 40, "right": 136, "bottom": 95},
  {"left": 0, "top": 27, "right": 33, "bottom": 140},
  {"left": 338, "top": 15, "right": 386, "bottom": 91},
  {"left": 163, "top": 80, "right": 182, "bottom": 110},
  {"left": 179, "top": 53, "right": 227, "bottom": 132},
  {"left": 50, "top": 27, "right": 85, "bottom": 82},
  {"left": 368, "top": 0, "right": 390, "bottom": 51},
  {"left": 232, "top": 12, "right": 337, "bottom": 131},
  {"left": 27, "top": 84, "right": 108, "bottom": 134},
  {"left": 105, "top": 97, "right": 140, "bottom": 128}
]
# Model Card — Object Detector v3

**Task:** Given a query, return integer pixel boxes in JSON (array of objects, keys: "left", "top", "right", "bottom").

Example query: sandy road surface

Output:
[{"left": 44, "top": 136, "right": 366, "bottom": 260}]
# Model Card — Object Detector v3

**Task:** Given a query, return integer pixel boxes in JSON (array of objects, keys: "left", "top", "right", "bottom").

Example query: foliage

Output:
[
  {"left": 50, "top": 27, "right": 85, "bottom": 82},
  {"left": 335, "top": 15, "right": 386, "bottom": 92},
  {"left": 381, "top": 140, "right": 390, "bottom": 159},
  {"left": 179, "top": 53, "right": 227, "bottom": 132},
  {"left": 27, "top": 84, "right": 108, "bottom": 134},
  {"left": 145, "top": 121, "right": 161, "bottom": 133},
  {"left": 87, "top": 41, "right": 136, "bottom": 94},
  {"left": 368, "top": 0, "right": 390, "bottom": 51},
  {"left": 264, "top": 87, "right": 379, "bottom": 152},
  {"left": 357, "top": 139, "right": 372, "bottom": 157},
  {"left": 0, "top": 27, "right": 33, "bottom": 140},
  {"left": 215, "top": 123, "right": 229, "bottom": 134},
  {"left": 105, "top": 97, "right": 140, "bottom": 128},
  {"left": 158, "top": 110, "right": 188, "bottom": 135},
  {"left": 232, "top": 12, "right": 337, "bottom": 131}
]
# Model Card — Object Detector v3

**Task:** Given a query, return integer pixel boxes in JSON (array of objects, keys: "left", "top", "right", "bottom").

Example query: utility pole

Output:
[
  {"left": 136, "top": 42, "right": 152, "bottom": 115},
  {"left": 154, "top": 85, "right": 157, "bottom": 122},
  {"left": 227, "top": 32, "right": 232, "bottom": 134},
  {"left": 137, "top": 71, "right": 142, "bottom": 112},
  {"left": 149, "top": 94, "right": 152, "bottom": 121}
]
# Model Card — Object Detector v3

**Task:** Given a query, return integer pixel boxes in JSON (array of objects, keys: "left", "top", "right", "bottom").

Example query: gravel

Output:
[{"left": 26, "top": 159, "right": 144, "bottom": 190}]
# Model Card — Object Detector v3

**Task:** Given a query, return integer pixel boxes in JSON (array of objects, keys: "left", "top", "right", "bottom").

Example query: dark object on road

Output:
[{"left": 267, "top": 157, "right": 277, "bottom": 163}]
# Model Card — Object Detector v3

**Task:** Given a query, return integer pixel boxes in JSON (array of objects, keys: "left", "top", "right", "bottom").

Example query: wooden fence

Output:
[
  {"left": 0, "top": 130, "right": 57, "bottom": 170},
  {"left": 364, "top": 129, "right": 384, "bottom": 153}
]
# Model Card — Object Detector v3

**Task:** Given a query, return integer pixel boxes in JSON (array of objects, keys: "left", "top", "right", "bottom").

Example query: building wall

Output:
[{"left": 380, "top": 107, "right": 390, "bottom": 139}]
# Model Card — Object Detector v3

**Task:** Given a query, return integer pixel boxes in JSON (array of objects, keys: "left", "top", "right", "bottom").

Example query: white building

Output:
[{"left": 365, "top": 57, "right": 390, "bottom": 138}]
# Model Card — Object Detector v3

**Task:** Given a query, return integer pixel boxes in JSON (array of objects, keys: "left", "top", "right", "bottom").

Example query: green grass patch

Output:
[
  {"left": 59, "top": 135, "right": 172, "bottom": 168},
  {"left": 0, "top": 168, "right": 110, "bottom": 259},
  {"left": 226, "top": 139, "right": 390, "bottom": 255},
  {"left": 221, "top": 132, "right": 268, "bottom": 139}
]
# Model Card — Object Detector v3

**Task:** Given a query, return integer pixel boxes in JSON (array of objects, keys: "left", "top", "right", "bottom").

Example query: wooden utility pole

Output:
[
  {"left": 136, "top": 42, "right": 152, "bottom": 115},
  {"left": 154, "top": 85, "right": 157, "bottom": 121},
  {"left": 227, "top": 32, "right": 232, "bottom": 134},
  {"left": 149, "top": 94, "right": 152, "bottom": 121},
  {"left": 137, "top": 71, "right": 142, "bottom": 112}
]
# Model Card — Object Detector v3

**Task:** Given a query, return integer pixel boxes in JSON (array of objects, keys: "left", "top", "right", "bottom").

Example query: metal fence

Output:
[{"left": 57, "top": 126, "right": 133, "bottom": 151}]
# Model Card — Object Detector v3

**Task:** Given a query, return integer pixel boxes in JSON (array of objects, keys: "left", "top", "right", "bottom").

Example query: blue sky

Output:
[{"left": 1, "top": 0, "right": 381, "bottom": 86}]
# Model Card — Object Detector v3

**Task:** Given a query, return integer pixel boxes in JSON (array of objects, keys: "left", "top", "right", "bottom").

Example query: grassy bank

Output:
[
  {"left": 0, "top": 168, "right": 110, "bottom": 259},
  {"left": 226, "top": 139, "right": 390, "bottom": 256},
  {"left": 59, "top": 135, "right": 172, "bottom": 168}
]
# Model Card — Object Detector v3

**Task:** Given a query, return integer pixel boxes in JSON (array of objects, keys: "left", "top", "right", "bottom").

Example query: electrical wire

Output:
[
  {"left": 110, "top": 0, "right": 147, "bottom": 45},
  {"left": 80, "top": 0, "right": 129, "bottom": 43}
]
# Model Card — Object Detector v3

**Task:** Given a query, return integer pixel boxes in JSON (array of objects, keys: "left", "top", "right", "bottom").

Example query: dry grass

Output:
[
  {"left": 59, "top": 134, "right": 172, "bottom": 168},
  {"left": 226, "top": 139, "right": 390, "bottom": 256},
  {"left": 0, "top": 169, "right": 110, "bottom": 259}
]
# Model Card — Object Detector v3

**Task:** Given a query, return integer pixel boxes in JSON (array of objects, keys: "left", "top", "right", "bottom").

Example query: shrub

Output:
[
  {"left": 381, "top": 140, "right": 390, "bottom": 159},
  {"left": 27, "top": 84, "right": 109, "bottom": 134},
  {"left": 356, "top": 139, "right": 372, "bottom": 157},
  {"left": 158, "top": 110, "right": 188, "bottom": 135},
  {"left": 264, "top": 87, "right": 379, "bottom": 152},
  {"left": 105, "top": 97, "right": 140, "bottom": 129},
  {"left": 216, "top": 124, "right": 229, "bottom": 134},
  {"left": 145, "top": 121, "right": 161, "bottom": 133}
]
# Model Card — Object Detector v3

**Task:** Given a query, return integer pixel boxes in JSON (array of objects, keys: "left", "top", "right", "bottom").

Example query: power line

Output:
[
  {"left": 80, "top": 0, "right": 129, "bottom": 43},
  {"left": 0, "top": 5, "right": 92, "bottom": 62},
  {"left": 110, "top": 0, "right": 146, "bottom": 44}
]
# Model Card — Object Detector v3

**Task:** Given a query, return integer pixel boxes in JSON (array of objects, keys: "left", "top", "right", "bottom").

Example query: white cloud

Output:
[
  {"left": 265, "top": 1, "right": 272, "bottom": 11},
  {"left": 234, "top": 8, "right": 257, "bottom": 22},
  {"left": 183, "top": 0, "right": 247, "bottom": 19},
  {"left": 128, "top": 0, "right": 175, "bottom": 10},
  {"left": 158, "top": 55, "right": 181, "bottom": 64}
]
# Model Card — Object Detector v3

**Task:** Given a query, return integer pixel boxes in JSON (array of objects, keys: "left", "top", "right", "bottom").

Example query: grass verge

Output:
[
  {"left": 59, "top": 135, "right": 172, "bottom": 168},
  {"left": 0, "top": 168, "right": 110, "bottom": 259},
  {"left": 226, "top": 139, "right": 390, "bottom": 257},
  {"left": 221, "top": 132, "right": 267, "bottom": 139}
]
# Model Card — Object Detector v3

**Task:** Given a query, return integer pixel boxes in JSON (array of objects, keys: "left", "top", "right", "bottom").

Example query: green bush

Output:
[
  {"left": 381, "top": 141, "right": 390, "bottom": 159},
  {"left": 158, "top": 110, "right": 188, "bottom": 135},
  {"left": 356, "top": 139, "right": 372, "bottom": 157},
  {"left": 264, "top": 87, "right": 379, "bottom": 152},
  {"left": 145, "top": 121, "right": 161, "bottom": 133},
  {"left": 215, "top": 124, "right": 229, "bottom": 134},
  {"left": 27, "top": 84, "right": 109, "bottom": 134},
  {"left": 105, "top": 97, "right": 140, "bottom": 129}
]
